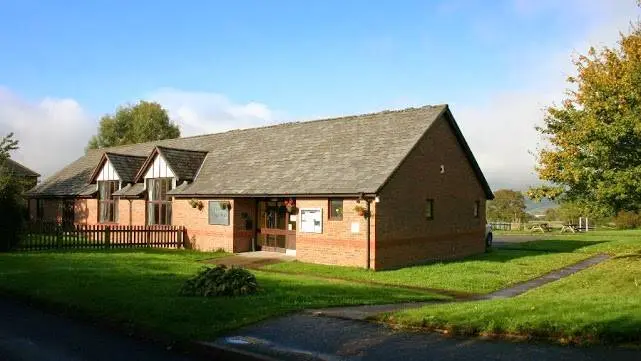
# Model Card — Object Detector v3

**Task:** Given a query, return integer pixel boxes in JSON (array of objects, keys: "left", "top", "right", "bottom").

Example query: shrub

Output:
[
  {"left": 179, "top": 265, "right": 258, "bottom": 297},
  {"left": 613, "top": 211, "right": 641, "bottom": 229}
]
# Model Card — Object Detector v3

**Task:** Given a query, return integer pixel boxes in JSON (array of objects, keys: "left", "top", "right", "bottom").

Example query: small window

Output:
[
  {"left": 209, "top": 201, "right": 230, "bottom": 226},
  {"left": 36, "top": 199, "right": 44, "bottom": 220},
  {"left": 329, "top": 198, "right": 343, "bottom": 221},
  {"left": 474, "top": 200, "right": 480, "bottom": 218},
  {"left": 425, "top": 199, "right": 434, "bottom": 220}
]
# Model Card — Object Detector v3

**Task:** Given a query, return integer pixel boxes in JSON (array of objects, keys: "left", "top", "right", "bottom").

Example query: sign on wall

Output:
[
  {"left": 300, "top": 208, "right": 322, "bottom": 233},
  {"left": 209, "top": 201, "right": 230, "bottom": 225}
]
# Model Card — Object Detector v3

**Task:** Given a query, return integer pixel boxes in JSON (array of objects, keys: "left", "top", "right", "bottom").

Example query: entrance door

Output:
[{"left": 256, "top": 200, "right": 296, "bottom": 253}]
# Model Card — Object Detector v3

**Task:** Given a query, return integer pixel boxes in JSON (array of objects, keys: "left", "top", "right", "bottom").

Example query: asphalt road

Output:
[
  {"left": 213, "top": 314, "right": 641, "bottom": 361},
  {"left": 0, "top": 298, "right": 198, "bottom": 361}
]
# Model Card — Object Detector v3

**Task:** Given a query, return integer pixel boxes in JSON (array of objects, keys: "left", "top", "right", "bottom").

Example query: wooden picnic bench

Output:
[
  {"left": 530, "top": 223, "right": 551, "bottom": 233},
  {"left": 560, "top": 224, "right": 579, "bottom": 233}
]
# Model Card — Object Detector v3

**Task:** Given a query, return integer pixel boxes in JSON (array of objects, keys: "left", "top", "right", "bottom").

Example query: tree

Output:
[
  {"left": 530, "top": 26, "right": 641, "bottom": 216},
  {"left": 0, "top": 133, "right": 26, "bottom": 251},
  {"left": 486, "top": 189, "right": 527, "bottom": 222},
  {"left": 87, "top": 101, "right": 180, "bottom": 150},
  {"left": 544, "top": 207, "right": 559, "bottom": 221}
]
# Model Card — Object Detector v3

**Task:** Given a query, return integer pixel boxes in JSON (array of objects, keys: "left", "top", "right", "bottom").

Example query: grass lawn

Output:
[
  {"left": 0, "top": 249, "right": 444, "bottom": 342},
  {"left": 262, "top": 249, "right": 591, "bottom": 294},
  {"left": 378, "top": 230, "right": 641, "bottom": 344}
]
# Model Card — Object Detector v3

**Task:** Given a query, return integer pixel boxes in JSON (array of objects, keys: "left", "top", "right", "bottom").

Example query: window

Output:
[
  {"left": 36, "top": 199, "right": 44, "bottom": 220},
  {"left": 425, "top": 199, "right": 434, "bottom": 220},
  {"left": 328, "top": 198, "right": 343, "bottom": 220},
  {"left": 474, "top": 200, "right": 480, "bottom": 218},
  {"left": 98, "top": 181, "right": 119, "bottom": 223},
  {"left": 146, "top": 178, "right": 173, "bottom": 225},
  {"left": 208, "top": 201, "right": 230, "bottom": 225}
]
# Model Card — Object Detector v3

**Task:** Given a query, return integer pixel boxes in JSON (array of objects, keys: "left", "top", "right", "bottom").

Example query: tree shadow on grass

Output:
[{"left": 493, "top": 239, "right": 609, "bottom": 253}]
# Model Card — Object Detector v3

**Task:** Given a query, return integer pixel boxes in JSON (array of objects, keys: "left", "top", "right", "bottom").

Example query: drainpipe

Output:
[
  {"left": 128, "top": 199, "right": 133, "bottom": 226},
  {"left": 366, "top": 199, "right": 371, "bottom": 270}
]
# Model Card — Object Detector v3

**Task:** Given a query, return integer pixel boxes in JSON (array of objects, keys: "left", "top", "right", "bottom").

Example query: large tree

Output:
[
  {"left": 0, "top": 133, "right": 26, "bottom": 251},
  {"left": 530, "top": 26, "right": 641, "bottom": 215},
  {"left": 486, "top": 189, "right": 527, "bottom": 222},
  {"left": 87, "top": 101, "right": 180, "bottom": 150}
]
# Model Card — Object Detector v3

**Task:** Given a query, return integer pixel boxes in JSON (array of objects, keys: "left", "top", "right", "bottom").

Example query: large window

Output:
[
  {"left": 146, "top": 178, "right": 173, "bottom": 225},
  {"left": 328, "top": 198, "right": 343, "bottom": 221},
  {"left": 98, "top": 181, "right": 119, "bottom": 223}
]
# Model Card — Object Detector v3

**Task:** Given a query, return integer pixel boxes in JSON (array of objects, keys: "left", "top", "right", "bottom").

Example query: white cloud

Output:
[
  {"left": 148, "top": 88, "right": 281, "bottom": 137},
  {"left": 0, "top": 88, "right": 95, "bottom": 178},
  {"left": 452, "top": 0, "right": 640, "bottom": 191}
]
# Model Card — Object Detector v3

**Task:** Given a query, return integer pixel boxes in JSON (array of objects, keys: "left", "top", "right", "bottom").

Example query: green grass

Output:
[
  {"left": 262, "top": 249, "right": 591, "bottom": 294},
  {"left": 378, "top": 230, "right": 641, "bottom": 344},
  {"left": 0, "top": 249, "right": 444, "bottom": 341}
]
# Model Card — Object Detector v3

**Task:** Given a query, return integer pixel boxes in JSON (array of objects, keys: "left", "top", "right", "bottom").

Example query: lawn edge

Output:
[
  {"left": 375, "top": 317, "right": 641, "bottom": 348},
  {"left": 0, "top": 287, "right": 268, "bottom": 360}
]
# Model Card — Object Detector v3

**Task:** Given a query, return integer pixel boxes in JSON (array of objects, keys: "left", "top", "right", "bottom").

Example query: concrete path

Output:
[
  {"left": 210, "top": 253, "right": 620, "bottom": 360},
  {"left": 305, "top": 254, "right": 610, "bottom": 320},
  {"left": 205, "top": 251, "right": 295, "bottom": 268},
  {"left": 0, "top": 298, "right": 199, "bottom": 361},
  {"left": 211, "top": 314, "right": 640, "bottom": 361}
]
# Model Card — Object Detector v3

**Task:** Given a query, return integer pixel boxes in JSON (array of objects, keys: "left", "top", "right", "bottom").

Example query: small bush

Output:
[
  {"left": 613, "top": 211, "right": 641, "bottom": 229},
  {"left": 179, "top": 265, "right": 258, "bottom": 297}
]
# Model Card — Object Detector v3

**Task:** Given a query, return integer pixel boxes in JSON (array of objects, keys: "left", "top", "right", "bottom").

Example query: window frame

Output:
[
  {"left": 474, "top": 200, "right": 480, "bottom": 218},
  {"left": 328, "top": 198, "right": 344, "bottom": 221},
  {"left": 146, "top": 177, "right": 173, "bottom": 225},
  {"left": 97, "top": 180, "right": 119, "bottom": 224},
  {"left": 425, "top": 198, "right": 434, "bottom": 220},
  {"left": 36, "top": 199, "right": 44, "bottom": 220}
]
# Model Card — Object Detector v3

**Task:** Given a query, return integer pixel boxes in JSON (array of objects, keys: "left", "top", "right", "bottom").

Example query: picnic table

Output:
[
  {"left": 530, "top": 223, "right": 551, "bottom": 233},
  {"left": 560, "top": 224, "right": 579, "bottom": 233}
]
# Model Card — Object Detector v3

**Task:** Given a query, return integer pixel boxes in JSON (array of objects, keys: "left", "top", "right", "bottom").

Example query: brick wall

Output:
[
  {"left": 28, "top": 199, "right": 60, "bottom": 222},
  {"left": 74, "top": 199, "right": 98, "bottom": 224},
  {"left": 375, "top": 114, "right": 487, "bottom": 269},
  {"left": 295, "top": 198, "right": 375, "bottom": 268},
  {"left": 173, "top": 198, "right": 235, "bottom": 251}
]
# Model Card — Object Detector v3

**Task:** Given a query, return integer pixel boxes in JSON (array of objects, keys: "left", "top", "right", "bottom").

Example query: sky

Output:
[{"left": 1, "top": 0, "right": 640, "bottom": 190}]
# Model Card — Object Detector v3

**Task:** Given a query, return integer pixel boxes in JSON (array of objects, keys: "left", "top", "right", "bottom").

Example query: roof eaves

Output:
[{"left": 442, "top": 108, "right": 494, "bottom": 200}]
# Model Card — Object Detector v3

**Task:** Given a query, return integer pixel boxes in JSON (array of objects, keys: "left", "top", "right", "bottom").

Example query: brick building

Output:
[{"left": 28, "top": 104, "right": 493, "bottom": 269}]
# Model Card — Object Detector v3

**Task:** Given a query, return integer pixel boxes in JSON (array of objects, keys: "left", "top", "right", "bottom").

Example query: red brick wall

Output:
[
  {"left": 28, "top": 199, "right": 60, "bottom": 222},
  {"left": 173, "top": 198, "right": 235, "bottom": 251},
  {"left": 74, "top": 199, "right": 98, "bottom": 224},
  {"left": 375, "top": 114, "right": 487, "bottom": 269},
  {"left": 295, "top": 198, "right": 375, "bottom": 268}
]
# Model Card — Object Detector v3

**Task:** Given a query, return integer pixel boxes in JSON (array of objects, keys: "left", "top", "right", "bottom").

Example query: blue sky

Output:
[{"left": 1, "top": 0, "right": 639, "bottom": 188}]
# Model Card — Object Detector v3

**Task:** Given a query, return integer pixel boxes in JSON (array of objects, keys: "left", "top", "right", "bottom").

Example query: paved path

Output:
[
  {"left": 211, "top": 253, "right": 622, "bottom": 360},
  {"left": 212, "top": 314, "right": 640, "bottom": 361},
  {"left": 306, "top": 254, "right": 610, "bottom": 320},
  {"left": 0, "top": 298, "right": 198, "bottom": 361}
]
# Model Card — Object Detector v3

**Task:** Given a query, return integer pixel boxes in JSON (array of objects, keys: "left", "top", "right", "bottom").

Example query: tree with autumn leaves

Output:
[{"left": 530, "top": 25, "right": 641, "bottom": 217}]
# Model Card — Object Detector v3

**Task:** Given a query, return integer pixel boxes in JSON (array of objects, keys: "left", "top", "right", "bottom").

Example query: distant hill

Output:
[{"left": 525, "top": 198, "right": 557, "bottom": 215}]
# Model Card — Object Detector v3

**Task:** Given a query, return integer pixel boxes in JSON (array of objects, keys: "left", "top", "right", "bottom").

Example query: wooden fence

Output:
[
  {"left": 489, "top": 222, "right": 512, "bottom": 231},
  {"left": 19, "top": 222, "right": 185, "bottom": 251}
]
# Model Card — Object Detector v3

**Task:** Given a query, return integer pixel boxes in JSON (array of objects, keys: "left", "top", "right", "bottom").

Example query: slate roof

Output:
[
  {"left": 134, "top": 146, "right": 208, "bottom": 183},
  {"left": 106, "top": 153, "right": 147, "bottom": 183},
  {"left": 2, "top": 158, "right": 40, "bottom": 178},
  {"left": 112, "top": 183, "right": 145, "bottom": 198},
  {"left": 28, "top": 104, "right": 494, "bottom": 199},
  {"left": 88, "top": 153, "right": 147, "bottom": 184}
]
